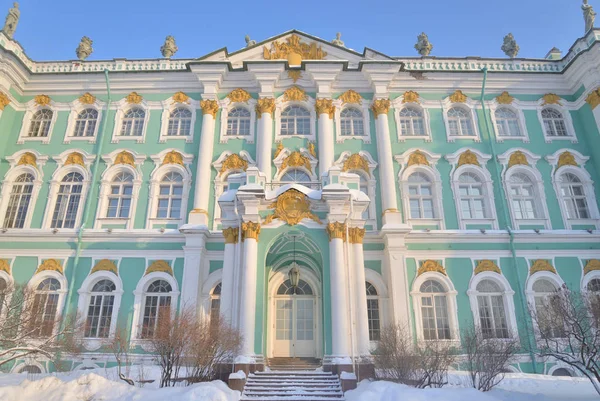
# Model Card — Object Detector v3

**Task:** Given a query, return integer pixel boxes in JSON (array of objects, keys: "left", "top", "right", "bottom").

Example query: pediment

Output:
[{"left": 198, "top": 30, "right": 393, "bottom": 68}]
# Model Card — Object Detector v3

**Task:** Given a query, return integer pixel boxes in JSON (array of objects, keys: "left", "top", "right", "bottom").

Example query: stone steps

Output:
[{"left": 241, "top": 370, "right": 345, "bottom": 401}]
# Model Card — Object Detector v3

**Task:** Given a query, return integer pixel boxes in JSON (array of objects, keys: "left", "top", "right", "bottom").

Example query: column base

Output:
[
  {"left": 215, "top": 359, "right": 266, "bottom": 383},
  {"left": 322, "top": 356, "right": 375, "bottom": 381},
  {"left": 381, "top": 210, "right": 404, "bottom": 226},
  {"left": 187, "top": 209, "right": 209, "bottom": 226}
]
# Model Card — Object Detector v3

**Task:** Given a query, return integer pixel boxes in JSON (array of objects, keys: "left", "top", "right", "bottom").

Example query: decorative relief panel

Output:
[
  {"left": 145, "top": 260, "right": 173, "bottom": 276},
  {"left": 474, "top": 260, "right": 501, "bottom": 275},
  {"left": 529, "top": 259, "right": 557, "bottom": 275},
  {"left": 417, "top": 260, "right": 446, "bottom": 276},
  {"left": 264, "top": 189, "right": 321, "bottom": 226}
]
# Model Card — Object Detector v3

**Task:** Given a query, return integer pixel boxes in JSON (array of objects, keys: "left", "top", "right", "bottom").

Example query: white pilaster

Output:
[
  {"left": 256, "top": 101, "right": 274, "bottom": 181},
  {"left": 327, "top": 223, "right": 351, "bottom": 358},
  {"left": 181, "top": 232, "right": 208, "bottom": 311},
  {"left": 351, "top": 233, "right": 370, "bottom": 356},
  {"left": 382, "top": 233, "right": 411, "bottom": 329},
  {"left": 317, "top": 102, "right": 334, "bottom": 176},
  {"left": 220, "top": 228, "right": 238, "bottom": 324},
  {"left": 238, "top": 221, "right": 260, "bottom": 357}
]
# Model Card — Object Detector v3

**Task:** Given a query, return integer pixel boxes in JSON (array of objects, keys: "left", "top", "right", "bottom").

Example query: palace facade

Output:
[{"left": 1, "top": 29, "right": 600, "bottom": 377}]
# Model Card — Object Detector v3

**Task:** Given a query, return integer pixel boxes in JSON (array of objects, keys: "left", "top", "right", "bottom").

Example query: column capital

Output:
[
  {"left": 241, "top": 221, "right": 261, "bottom": 241},
  {"left": 222, "top": 227, "right": 240, "bottom": 244},
  {"left": 586, "top": 87, "right": 600, "bottom": 109},
  {"left": 200, "top": 99, "right": 219, "bottom": 117},
  {"left": 371, "top": 98, "right": 390, "bottom": 116},
  {"left": 326, "top": 221, "right": 347, "bottom": 241},
  {"left": 256, "top": 97, "right": 276, "bottom": 117},
  {"left": 315, "top": 98, "right": 335, "bottom": 119},
  {"left": 348, "top": 227, "right": 366, "bottom": 244}
]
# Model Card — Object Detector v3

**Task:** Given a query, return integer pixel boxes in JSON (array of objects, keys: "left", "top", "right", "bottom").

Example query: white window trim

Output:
[
  {"left": 441, "top": 97, "right": 481, "bottom": 142},
  {"left": 467, "top": 269, "right": 519, "bottom": 340},
  {"left": 201, "top": 269, "right": 223, "bottom": 320},
  {"left": 546, "top": 149, "right": 599, "bottom": 229},
  {"left": 365, "top": 269, "right": 388, "bottom": 349},
  {"left": 211, "top": 151, "right": 256, "bottom": 230},
  {"left": 17, "top": 99, "right": 64, "bottom": 145},
  {"left": 274, "top": 96, "right": 316, "bottom": 142},
  {"left": 111, "top": 98, "right": 151, "bottom": 144},
  {"left": 333, "top": 100, "right": 371, "bottom": 143},
  {"left": 76, "top": 269, "right": 124, "bottom": 351},
  {"left": 488, "top": 101, "right": 530, "bottom": 143},
  {"left": 410, "top": 270, "right": 460, "bottom": 343},
  {"left": 536, "top": 103, "right": 577, "bottom": 143},
  {"left": 547, "top": 363, "right": 579, "bottom": 377},
  {"left": 503, "top": 166, "right": 551, "bottom": 229},
  {"left": 392, "top": 96, "right": 432, "bottom": 142},
  {"left": 147, "top": 150, "right": 194, "bottom": 229},
  {"left": 446, "top": 148, "right": 498, "bottom": 230},
  {"left": 0, "top": 269, "right": 15, "bottom": 321},
  {"left": 159, "top": 97, "right": 199, "bottom": 144},
  {"left": 11, "top": 360, "right": 46, "bottom": 374},
  {"left": 218, "top": 98, "right": 257, "bottom": 144},
  {"left": 130, "top": 270, "right": 180, "bottom": 348},
  {"left": 581, "top": 269, "right": 600, "bottom": 294},
  {"left": 41, "top": 164, "right": 92, "bottom": 230},
  {"left": 525, "top": 268, "right": 566, "bottom": 341},
  {"left": 27, "top": 269, "right": 68, "bottom": 338},
  {"left": 94, "top": 165, "right": 141, "bottom": 230},
  {"left": 64, "top": 98, "right": 105, "bottom": 144},
  {"left": 273, "top": 147, "right": 318, "bottom": 182}
]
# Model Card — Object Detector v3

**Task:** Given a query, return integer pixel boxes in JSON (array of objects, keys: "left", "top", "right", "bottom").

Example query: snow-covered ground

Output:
[{"left": 0, "top": 367, "right": 596, "bottom": 401}]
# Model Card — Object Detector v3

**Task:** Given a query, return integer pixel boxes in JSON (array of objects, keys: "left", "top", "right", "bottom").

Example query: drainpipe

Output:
[
  {"left": 479, "top": 68, "right": 538, "bottom": 373},
  {"left": 65, "top": 70, "right": 112, "bottom": 313}
]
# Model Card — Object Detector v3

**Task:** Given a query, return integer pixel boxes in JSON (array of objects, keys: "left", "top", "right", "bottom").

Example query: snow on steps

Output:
[{"left": 241, "top": 371, "right": 345, "bottom": 401}]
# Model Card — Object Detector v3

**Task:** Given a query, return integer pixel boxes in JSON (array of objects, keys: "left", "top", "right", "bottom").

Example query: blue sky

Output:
[{"left": 6, "top": 0, "right": 591, "bottom": 60}]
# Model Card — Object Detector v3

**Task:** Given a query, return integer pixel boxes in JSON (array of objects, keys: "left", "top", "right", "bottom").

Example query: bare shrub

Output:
[
  {"left": 462, "top": 326, "right": 519, "bottom": 392},
  {"left": 374, "top": 324, "right": 456, "bottom": 388},
  {"left": 0, "top": 282, "right": 82, "bottom": 368},
  {"left": 104, "top": 326, "right": 134, "bottom": 386},
  {"left": 528, "top": 286, "right": 600, "bottom": 395}
]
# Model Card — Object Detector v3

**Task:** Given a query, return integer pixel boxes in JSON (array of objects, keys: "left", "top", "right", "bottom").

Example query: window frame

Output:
[
  {"left": 537, "top": 104, "right": 577, "bottom": 143},
  {"left": 0, "top": 163, "right": 44, "bottom": 230},
  {"left": 274, "top": 97, "right": 316, "bottom": 142},
  {"left": 27, "top": 270, "right": 68, "bottom": 338},
  {"left": 489, "top": 102, "right": 529, "bottom": 143},
  {"left": 17, "top": 100, "right": 59, "bottom": 145},
  {"left": 111, "top": 99, "right": 151, "bottom": 144},
  {"left": 42, "top": 165, "right": 91, "bottom": 230},
  {"left": 393, "top": 102, "right": 432, "bottom": 142},
  {"left": 64, "top": 98, "right": 104, "bottom": 144},
  {"left": 273, "top": 148, "right": 318, "bottom": 187},
  {"left": 94, "top": 165, "right": 141, "bottom": 230},
  {"left": 159, "top": 97, "right": 199, "bottom": 143},
  {"left": 441, "top": 97, "right": 480, "bottom": 142},
  {"left": 504, "top": 166, "right": 551, "bottom": 229},
  {"left": 525, "top": 269, "right": 566, "bottom": 341},
  {"left": 334, "top": 101, "right": 372, "bottom": 143},
  {"left": 218, "top": 98, "right": 256, "bottom": 144},
  {"left": 399, "top": 165, "right": 445, "bottom": 229}
]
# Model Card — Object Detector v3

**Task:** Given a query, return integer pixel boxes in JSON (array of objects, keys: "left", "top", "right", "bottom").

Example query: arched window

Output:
[
  {"left": 73, "top": 109, "right": 98, "bottom": 137},
  {"left": 157, "top": 172, "right": 183, "bottom": 219},
  {"left": 210, "top": 283, "right": 221, "bottom": 325},
  {"left": 366, "top": 282, "right": 381, "bottom": 341},
  {"left": 508, "top": 172, "right": 539, "bottom": 220},
  {"left": 50, "top": 172, "right": 84, "bottom": 229},
  {"left": 458, "top": 172, "right": 489, "bottom": 219},
  {"left": 587, "top": 278, "right": 600, "bottom": 292},
  {"left": 475, "top": 280, "right": 509, "bottom": 339},
  {"left": 281, "top": 106, "right": 311, "bottom": 136},
  {"left": 559, "top": 173, "right": 590, "bottom": 219},
  {"left": 419, "top": 280, "right": 451, "bottom": 340},
  {"left": 280, "top": 169, "right": 311, "bottom": 184},
  {"left": 398, "top": 107, "right": 425, "bottom": 137},
  {"left": 587, "top": 278, "right": 600, "bottom": 323},
  {"left": 120, "top": 108, "right": 145, "bottom": 137},
  {"left": 552, "top": 368, "right": 573, "bottom": 377},
  {"left": 340, "top": 107, "right": 364, "bottom": 137},
  {"left": 84, "top": 279, "right": 116, "bottom": 338},
  {"left": 28, "top": 109, "right": 53, "bottom": 138},
  {"left": 541, "top": 108, "right": 567, "bottom": 137},
  {"left": 407, "top": 172, "right": 435, "bottom": 219},
  {"left": 226, "top": 107, "right": 251, "bottom": 136},
  {"left": 495, "top": 108, "right": 521, "bottom": 138},
  {"left": 32, "top": 278, "right": 61, "bottom": 337},
  {"left": 167, "top": 107, "right": 192, "bottom": 137},
  {"left": 3, "top": 173, "right": 34, "bottom": 228},
  {"left": 106, "top": 172, "right": 133, "bottom": 218},
  {"left": 277, "top": 279, "right": 313, "bottom": 295},
  {"left": 140, "top": 279, "right": 173, "bottom": 339},
  {"left": 532, "top": 278, "right": 564, "bottom": 338},
  {"left": 447, "top": 107, "right": 474, "bottom": 137},
  {"left": 17, "top": 365, "right": 42, "bottom": 374}
]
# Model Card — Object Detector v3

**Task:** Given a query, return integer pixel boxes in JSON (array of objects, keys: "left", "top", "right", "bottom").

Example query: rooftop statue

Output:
[
  {"left": 414, "top": 32, "right": 433, "bottom": 56},
  {"left": 76, "top": 36, "right": 93, "bottom": 61},
  {"left": 2, "top": 2, "right": 19, "bottom": 39},
  {"left": 161, "top": 35, "right": 178, "bottom": 58},
  {"left": 245, "top": 35, "right": 256, "bottom": 47},
  {"left": 501, "top": 33, "right": 519, "bottom": 58},
  {"left": 583, "top": 0, "right": 596, "bottom": 33},
  {"left": 332, "top": 32, "right": 345, "bottom": 47}
]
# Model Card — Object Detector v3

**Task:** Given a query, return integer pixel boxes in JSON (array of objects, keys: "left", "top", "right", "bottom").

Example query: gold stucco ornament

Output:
[
  {"left": 342, "top": 153, "right": 370, "bottom": 174},
  {"left": 264, "top": 189, "right": 321, "bottom": 226},
  {"left": 541, "top": 93, "right": 562, "bottom": 106},
  {"left": 17, "top": 152, "right": 37, "bottom": 167},
  {"left": 65, "top": 152, "right": 85, "bottom": 166},
  {"left": 0, "top": 259, "right": 10, "bottom": 274},
  {"left": 348, "top": 227, "right": 366, "bottom": 244},
  {"left": 284, "top": 86, "right": 307, "bottom": 102},
  {"left": 222, "top": 227, "right": 239, "bottom": 244},
  {"left": 584, "top": 259, "right": 600, "bottom": 275},
  {"left": 36, "top": 259, "right": 63, "bottom": 275},
  {"left": 263, "top": 34, "right": 327, "bottom": 62},
  {"left": 241, "top": 221, "right": 261, "bottom": 241},
  {"left": 220, "top": 153, "right": 248, "bottom": 174},
  {"left": 326, "top": 221, "right": 347, "bottom": 241},
  {"left": 79, "top": 92, "right": 96, "bottom": 105},
  {"left": 449, "top": 90, "right": 467, "bottom": 103},
  {"left": 557, "top": 151, "right": 578, "bottom": 168},
  {"left": 91, "top": 259, "right": 118, "bottom": 275},
  {"left": 339, "top": 90, "right": 362, "bottom": 104},
  {"left": 417, "top": 260, "right": 447, "bottom": 276},
  {"left": 496, "top": 91, "right": 514, "bottom": 104},
  {"left": 508, "top": 151, "right": 529, "bottom": 168},
  {"left": 34, "top": 94, "right": 51, "bottom": 106},
  {"left": 407, "top": 150, "right": 430, "bottom": 167},
  {"left": 457, "top": 150, "right": 480, "bottom": 167},
  {"left": 227, "top": 88, "right": 252, "bottom": 103},
  {"left": 585, "top": 88, "right": 600, "bottom": 110},
  {"left": 308, "top": 142, "right": 316, "bottom": 158},
  {"left": 0, "top": 91, "right": 10, "bottom": 110},
  {"left": 371, "top": 99, "right": 390, "bottom": 116},
  {"left": 126, "top": 92, "right": 142, "bottom": 104},
  {"left": 315, "top": 98, "right": 334, "bottom": 118},
  {"left": 115, "top": 151, "right": 135, "bottom": 166},
  {"left": 172, "top": 91, "right": 190, "bottom": 104},
  {"left": 474, "top": 259, "right": 501, "bottom": 275},
  {"left": 145, "top": 260, "right": 173, "bottom": 276},
  {"left": 200, "top": 100, "right": 219, "bottom": 117},
  {"left": 529, "top": 259, "right": 557, "bottom": 275},
  {"left": 281, "top": 151, "right": 311, "bottom": 171},
  {"left": 287, "top": 70, "right": 302, "bottom": 83},
  {"left": 256, "top": 98, "right": 276, "bottom": 116},
  {"left": 162, "top": 150, "right": 184, "bottom": 166},
  {"left": 402, "top": 90, "right": 420, "bottom": 104},
  {"left": 274, "top": 142, "right": 284, "bottom": 159}
]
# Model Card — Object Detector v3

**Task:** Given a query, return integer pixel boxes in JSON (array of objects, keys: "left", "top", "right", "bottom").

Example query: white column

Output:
[
  {"left": 189, "top": 100, "right": 218, "bottom": 225},
  {"left": 316, "top": 99, "right": 334, "bottom": 177},
  {"left": 220, "top": 227, "right": 238, "bottom": 324},
  {"left": 327, "top": 222, "right": 351, "bottom": 358},
  {"left": 256, "top": 98, "right": 275, "bottom": 181},
  {"left": 238, "top": 221, "right": 260, "bottom": 357},
  {"left": 181, "top": 234, "right": 208, "bottom": 311},
  {"left": 383, "top": 234, "right": 411, "bottom": 329},
  {"left": 372, "top": 100, "right": 398, "bottom": 219},
  {"left": 350, "top": 228, "right": 370, "bottom": 356}
]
